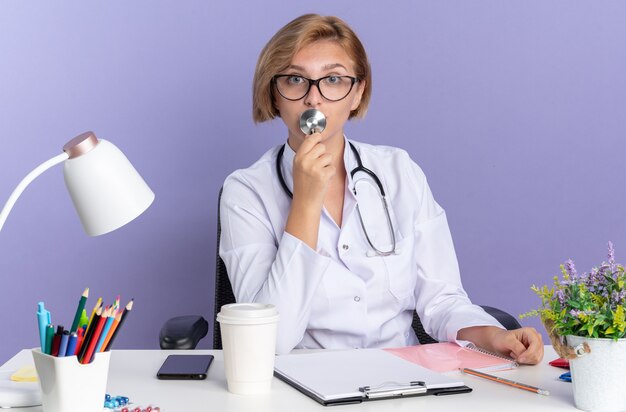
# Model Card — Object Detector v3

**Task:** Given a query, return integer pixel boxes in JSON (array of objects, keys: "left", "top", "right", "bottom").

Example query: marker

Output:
[
  {"left": 78, "top": 309, "right": 89, "bottom": 332},
  {"left": 44, "top": 324, "right": 54, "bottom": 355},
  {"left": 51, "top": 325, "right": 64, "bottom": 357},
  {"left": 70, "top": 287, "right": 89, "bottom": 333},
  {"left": 75, "top": 327, "right": 85, "bottom": 356},
  {"left": 461, "top": 368, "right": 550, "bottom": 396},
  {"left": 57, "top": 330, "right": 70, "bottom": 357},
  {"left": 65, "top": 332, "right": 78, "bottom": 357},
  {"left": 36, "top": 302, "right": 51, "bottom": 351}
]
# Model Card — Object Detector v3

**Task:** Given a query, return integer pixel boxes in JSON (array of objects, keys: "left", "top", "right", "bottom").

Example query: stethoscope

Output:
[{"left": 275, "top": 109, "right": 397, "bottom": 257}]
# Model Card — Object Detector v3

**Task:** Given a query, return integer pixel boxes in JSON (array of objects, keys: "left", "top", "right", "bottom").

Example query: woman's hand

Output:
[
  {"left": 291, "top": 132, "right": 335, "bottom": 206},
  {"left": 285, "top": 133, "right": 335, "bottom": 250},
  {"left": 489, "top": 327, "right": 544, "bottom": 364},
  {"left": 458, "top": 326, "right": 544, "bottom": 365}
]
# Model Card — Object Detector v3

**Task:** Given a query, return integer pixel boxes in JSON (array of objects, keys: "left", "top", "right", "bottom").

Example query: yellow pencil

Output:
[{"left": 461, "top": 368, "right": 550, "bottom": 396}]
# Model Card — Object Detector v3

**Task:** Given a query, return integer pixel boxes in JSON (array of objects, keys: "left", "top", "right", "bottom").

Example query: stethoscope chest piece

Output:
[{"left": 299, "top": 109, "right": 326, "bottom": 135}]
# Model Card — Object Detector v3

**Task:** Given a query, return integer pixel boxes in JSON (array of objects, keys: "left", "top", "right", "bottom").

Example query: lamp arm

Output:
[{"left": 0, "top": 152, "right": 69, "bottom": 232}]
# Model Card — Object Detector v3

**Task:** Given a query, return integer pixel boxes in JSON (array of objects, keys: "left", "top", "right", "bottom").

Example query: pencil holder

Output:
[{"left": 31, "top": 349, "right": 110, "bottom": 412}]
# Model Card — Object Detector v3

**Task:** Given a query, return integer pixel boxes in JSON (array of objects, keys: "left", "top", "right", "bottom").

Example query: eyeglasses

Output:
[{"left": 273, "top": 75, "right": 359, "bottom": 102}]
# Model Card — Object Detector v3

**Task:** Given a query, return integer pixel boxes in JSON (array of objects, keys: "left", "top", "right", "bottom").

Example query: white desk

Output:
[{"left": 1, "top": 346, "right": 578, "bottom": 411}]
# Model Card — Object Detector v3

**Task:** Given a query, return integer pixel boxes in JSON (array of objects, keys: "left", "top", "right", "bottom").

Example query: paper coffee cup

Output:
[
  {"left": 31, "top": 349, "right": 110, "bottom": 412},
  {"left": 216, "top": 303, "right": 279, "bottom": 395}
]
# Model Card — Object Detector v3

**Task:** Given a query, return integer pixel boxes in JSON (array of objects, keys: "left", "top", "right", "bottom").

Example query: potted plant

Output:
[{"left": 522, "top": 242, "right": 626, "bottom": 412}]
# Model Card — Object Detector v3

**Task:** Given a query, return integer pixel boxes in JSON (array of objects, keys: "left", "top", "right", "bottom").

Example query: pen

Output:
[
  {"left": 36, "top": 302, "right": 51, "bottom": 351},
  {"left": 51, "top": 325, "right": 64, "bottom": 357},
  {"left": 461, "top": 368, "right": 550, "bottom": 396},
  {"left": 65, "top": 332, "right": 78, "bottom": 357},
  {"left": 57, "top": 330, "right": 70, "bottom": 357},
  {"left": 44, "top": 324, "right": 54, "bottom": 354},
  {"left": 70, "top": 287, "right": 89, "bottom": 333}
]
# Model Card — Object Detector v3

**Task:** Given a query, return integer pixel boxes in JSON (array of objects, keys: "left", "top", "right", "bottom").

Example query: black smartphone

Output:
[{"left": 156, "top": 354, "right": 214, "bottom": 380}]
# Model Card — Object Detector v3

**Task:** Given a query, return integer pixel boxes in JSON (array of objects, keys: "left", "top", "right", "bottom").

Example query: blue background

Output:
[{"left": 1, "top": 1, "right": 625, "bottom": 362}]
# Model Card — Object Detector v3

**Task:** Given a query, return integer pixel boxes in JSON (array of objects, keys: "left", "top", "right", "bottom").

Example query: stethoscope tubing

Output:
[{"left": 275, "top": 141, "right": 397, "bottom": 256}]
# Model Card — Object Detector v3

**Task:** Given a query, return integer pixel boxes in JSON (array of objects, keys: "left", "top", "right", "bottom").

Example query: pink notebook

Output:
[{"left": 384, "top": 342, "right": 518, "bottom": 373}]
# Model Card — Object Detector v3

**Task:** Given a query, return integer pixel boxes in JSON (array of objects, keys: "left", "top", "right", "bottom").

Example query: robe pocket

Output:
[{"left": 381, "top": 235, "right": 416, "bottom": 302}]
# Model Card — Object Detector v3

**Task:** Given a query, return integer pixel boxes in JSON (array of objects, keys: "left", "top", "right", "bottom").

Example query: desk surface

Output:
[{"left": 1, "top": 346, "right": 577, "bottom": 411}]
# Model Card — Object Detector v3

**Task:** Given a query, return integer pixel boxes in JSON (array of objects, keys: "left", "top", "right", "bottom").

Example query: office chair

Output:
[{"left": 160, "top": 188, "right": 522, "bottom": 349}]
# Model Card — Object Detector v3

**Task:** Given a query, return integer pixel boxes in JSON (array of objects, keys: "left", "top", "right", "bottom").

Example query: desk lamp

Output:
[
  {"left": 0, "top": 131, "right": 154, "bottom": 408},
  {"left": 0, "top": 131, "right": 154, "bottom": 235}
]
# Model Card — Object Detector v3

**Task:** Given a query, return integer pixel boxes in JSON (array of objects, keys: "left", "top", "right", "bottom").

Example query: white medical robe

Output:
[{"left": 219, "top": 137, "right": 502, "bottom": 354}]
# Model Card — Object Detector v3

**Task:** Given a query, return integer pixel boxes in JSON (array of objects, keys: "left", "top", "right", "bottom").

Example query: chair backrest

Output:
[
  {"left": 412, "top": 313, "right": 438, "bottom": 344},
  {"left": 212, "top": 188, "right": 517, "bottom": 348},
  {"left": 213, "top": 187, "right": 236, "bottom": 350}
]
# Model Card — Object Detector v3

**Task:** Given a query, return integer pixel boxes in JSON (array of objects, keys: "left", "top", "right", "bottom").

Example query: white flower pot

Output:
[{"left": 566, "top": 335, "right": 626, "bottom": 412}]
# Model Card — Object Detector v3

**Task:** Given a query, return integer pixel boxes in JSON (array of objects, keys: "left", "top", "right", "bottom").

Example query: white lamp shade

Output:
[{"left": 63, "top": 139, "right": 155, "bottom": 236}]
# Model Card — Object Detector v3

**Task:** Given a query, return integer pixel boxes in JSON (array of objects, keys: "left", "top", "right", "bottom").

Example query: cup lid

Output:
[{"left": 216, "top": 303, "right": 279, "bottom": 325}]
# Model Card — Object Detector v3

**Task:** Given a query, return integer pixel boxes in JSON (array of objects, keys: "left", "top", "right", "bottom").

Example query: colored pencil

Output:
[
  {"left": 82, "top": 306, "right": 109, "bottom": 364},
  {"left": 95, "top": 308, "right": 117, "bottom": 353},
  {"left": 70, "top": 287, "right": 89, "bottom": 333},
  {"left": 461, "top": 368, "right": 550, "bottom": 396},
  {"left": 103, "top": 299, "right": 133, "bottom": 352},
  {"left": 84, "top": 297, "right": 102, "bottom": 337},
  {"left": 77, "top": 307, "right": 101, "bottom": 362},
  {"left": 100, "top": 309, "right": 123, "bottom": 352}
]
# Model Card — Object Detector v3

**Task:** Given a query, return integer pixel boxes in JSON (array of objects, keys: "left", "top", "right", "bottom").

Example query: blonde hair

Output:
[{"left": 252, "top": 14, "right": 372, "bottom": 123}]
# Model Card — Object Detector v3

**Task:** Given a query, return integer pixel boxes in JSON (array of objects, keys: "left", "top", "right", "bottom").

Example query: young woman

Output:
[{"left": 219, "top": 14, "right": 543, "bottom": 362}]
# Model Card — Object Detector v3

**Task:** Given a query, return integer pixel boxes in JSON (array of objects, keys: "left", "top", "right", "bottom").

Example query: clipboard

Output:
[{"left": 274, "top": 349, "right": 472, "bottom": 406}]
